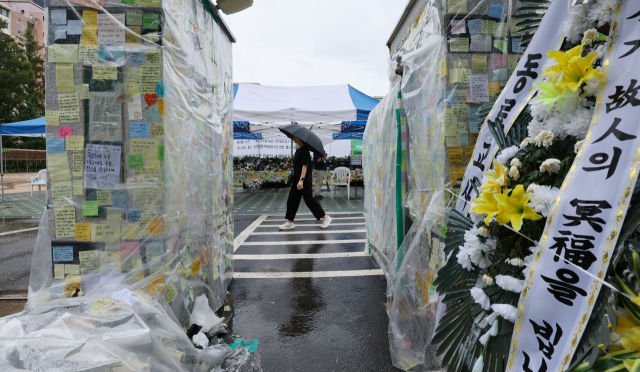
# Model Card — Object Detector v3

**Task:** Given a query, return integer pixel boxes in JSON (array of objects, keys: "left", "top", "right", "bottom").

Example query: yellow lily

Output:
[
  {"left": 531, "top": 73, "right": 581, "bottom": 109},
  {"left": 543, "top": 42, "right": 605, "bottom": 92},
  {"left": 493, "top": 185, "right": 542, "bottom": 231},
  {"left": 480, "top": 161, "right": 509, "bottom": 194},
  {"left": 471, "top": 189, "right": 503, "bottom": 225}
]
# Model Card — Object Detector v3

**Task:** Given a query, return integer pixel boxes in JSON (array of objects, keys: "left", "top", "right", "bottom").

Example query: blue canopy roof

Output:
[{"left": 0, "top": 117, "right": 46, "bottom": 137}]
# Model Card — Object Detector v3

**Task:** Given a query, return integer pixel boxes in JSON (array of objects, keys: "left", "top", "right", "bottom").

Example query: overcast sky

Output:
[{"left": 223, "top": 0, "right": 408, "bottom": 98}]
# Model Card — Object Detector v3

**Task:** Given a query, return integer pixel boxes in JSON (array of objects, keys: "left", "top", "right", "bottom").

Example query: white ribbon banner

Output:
[
  {"left": 507, "top": 2, "right": 640, "bottom": 371},
  {"left": 455, "top": 0, "right": 569, "bottom": 213}
]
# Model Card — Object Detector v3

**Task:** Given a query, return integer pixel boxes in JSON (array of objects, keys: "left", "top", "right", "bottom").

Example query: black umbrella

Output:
[{"left": 279, "top": 124, "right": 325, "bottom": 154}]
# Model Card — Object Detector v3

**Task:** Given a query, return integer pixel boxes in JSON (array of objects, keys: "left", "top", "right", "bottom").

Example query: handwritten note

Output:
[
  {"left": 97, "top": 14, "right": 125, "bottom": 44},
  {"left": 97, "top": 190, "right": 113, "bottom": 206},
  {"left": 73, "top": 151, "right": 84, "bottom": 177},
  {"left": 56, "top": 64, "right": 75, "bottom": 93},
  {"left": 85, "top": 144, "right": 122, "bottom": 177},
  {"left": 451, "top": 20, "right": 466, "bottom": 34},
  {"left": 470, "top": 34, "right": 492, "bottom": 52},
  {"left": 469, "top": 74, "right": 490, "bottom": 103},
  {"left": 78, "top": 46, "right": 98, "bottom": 64},
  {"left": 472, "top": 55, "right": 487, "bottom": 70},
  {"left": 143, "top": 13, "right": 159, "bottom": 29},
  {"left": 47, "top": 153, "right": 71, "bottom": 182},
  {"left": 146, "top": 49, "right": 161, "bottom": 64},
  {"left": 48, "top": 45, "right": 78, "bottom": 63},
  {"left": 58, "top": 93, "right": 80, "bottom": 123},
  {"left": 66, "top": 135, "right": 84, "bottom": 151},
  {"left": 449, "top": 147, "right": 464, "bottom": 165},
  {"left": 53, "top": 246, "right": 74, "bottom": 261},
  {"left": 76, "top": 84, "right": 90, "bottom": 100},
  {"left": 46, "top": 110, "right": 60, "bottom": 126},
  {"left": 150, "top": 122, "right": 163, "bottom": 138},
  {"left": 450, "top": 38, "right": 469, "bottom": 52},
  {"left": 93, "top": 65, "right": 117, "bottom": 80},
  {"left": 141, "top": 65, "right": 161, "bottom": 82},
  {"left": 91, "top": 223, "right": 120, "bottom": 242},
  {"left": 47, "top": 138, "right": 66, "bottom": 153},
  {"left": 75, "top": 223, "right": 92, "bottom": 241},
  {"left": 83, "top": 200, "right": 99, "bottom": 216}
]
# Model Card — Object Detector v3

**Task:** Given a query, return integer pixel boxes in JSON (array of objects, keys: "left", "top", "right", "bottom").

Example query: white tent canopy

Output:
[{"left": 232, "top": 84, "right": 379, "bottom": 143}]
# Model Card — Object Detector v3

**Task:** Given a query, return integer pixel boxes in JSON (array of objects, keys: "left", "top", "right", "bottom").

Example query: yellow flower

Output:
[
  {"left": 621, "top": 327, "right": 640, "bottom": 352},
  {"left": 531, "top": 73, "right": 581, "bottom": 108},
  {"left": 480, "top": 161, "right": 509, "bottom": 194},
  {"left": 493, "top": 185, "right": 542, "bottom": 231},
  {"left": 543, "top": 42, "right": 605, "bottom": 92},
  {"left": 471, "top": 190, "right": 504, "bottom": 225}
]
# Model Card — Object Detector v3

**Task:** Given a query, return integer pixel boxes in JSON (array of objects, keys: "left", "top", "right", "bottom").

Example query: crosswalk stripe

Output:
[
  {"left": 260, "top": 216, "right": 364, "bottom": 223},
  {"left": 249, "top": 230, "right": 366, "bottom": 235},
  {"left": 239, "top": 239, "right": 367, "bottom": 246},
  {"left": 232, "top": 269, "right": 384, "bottom": 279},
  {"left": 232, "top": 252, "right": 370, "bottom": 260}
]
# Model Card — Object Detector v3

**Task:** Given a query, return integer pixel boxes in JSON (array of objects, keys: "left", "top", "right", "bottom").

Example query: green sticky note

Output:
[
  {"left": 126, "top": 12, "right": 143, "bottom": 25},
  {"left": 440, "top": 223, "right": 448, "bottom": 238},
  {"left": 143, "top": 13, "right": 159, "bottom": 30},
  {"left": 225, "top": 255, "right": 231, "bottom": 267},
  {"left": 121, "top": 0, "right": 135, "bottom": 4},
  {"left": 493, "top": 39, "right": 508, "bottom": 54},
  {"left": 158, "top": 145, "right": 164, "bottom": 161},
  {"left": 82, "top": 200, "right": 99, "bottom": 216},
  {"left": 128, "top": 154, "right": 143, "bottom": 169}
]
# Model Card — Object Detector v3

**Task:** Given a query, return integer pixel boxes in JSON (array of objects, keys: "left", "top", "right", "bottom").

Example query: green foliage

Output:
[{"left": 511, "top": 137, "right": 577, "bottom": 189}]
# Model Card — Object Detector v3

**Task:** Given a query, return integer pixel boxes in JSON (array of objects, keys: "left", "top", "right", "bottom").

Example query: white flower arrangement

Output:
[
  {"left": 496, "top": 145, "right": 520, "bottom": 165},
  {"left": 495, "top": 275, "right": 525, "bottom": 293},
  {"left": 540, "top": 158, "right": 561, "bottom": 174},
  {"left": 471, "top": 287, "right": 491, "bottom": 311},
  {"left": 529, "top": 185, "right": 560, "bottom": 217},
  {"left": 533, "top": 130, "right": 555, "bottom": 149},
  {"left": 564, "top": 4, "right": 594, "bottom": 44},
  {"left": 491, "top": 304, "right": 517, "bottom": 323},
  {"left": 589, "top": 0, "right": 620, "bottom": 27}
]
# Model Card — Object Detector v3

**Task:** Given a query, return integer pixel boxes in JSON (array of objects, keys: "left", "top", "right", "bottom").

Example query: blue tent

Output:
[{"left": 0, "top": 117, "right": 46, "bottom": 201}]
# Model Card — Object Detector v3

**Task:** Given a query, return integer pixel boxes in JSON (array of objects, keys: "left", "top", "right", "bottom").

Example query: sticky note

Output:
[
  {"left": 468, "top": 19, "right": 481, "bottom": 34},
  {"left": 493, "top": 39, "right": 508, "bottom": 54},
  {"left": 47, "top": 138, "right": 66, "bottom": 153},
  {"left": 492, "top": 53, "right": 507, "bottom": 68},
  {"left": 89, "top": 298, "right": 111, "bottom": 313},
  {"left": 47, "top": 153, "right": 71, "bottom": 182},
  {"left": 130, "top": 122, "right": 150, "bottom": 137},
  {"left": 76, "top": 84, "right": 90, "bottom": 100},
  {"left": 128, "top": 154, "right": 144, "bottom": 169},
  {"left": 112, "top": 193, "right": 127, "bottom": 209},
  {"left": 481, "top": 20, "right": 495, "bottom": 35},
  {"left": 46, "top": 110, "right": 60, "bottom": 126},
  {"left": 494, "top": 22, "right": 508, "bottom": 38},
  {"left": 130, "top": 50, "right": 146, "bottom": 65},
  {"left": 157, "top": 99, "right": 164, "bottom": 114},
  {"left": 470, "top": 133, "right": 478, "bottom": 144},
  {"left": 72, "top": 152, "right": 84, "bottom": 177},
  {"left": 55, "top": 207, "right": 76, "bottom": 238},
  {"left": 97, "top": 14, "right": 126, "bottom": 44},
  {"left": 73, "top": 179, "right": 84, "bottom": 195},
  {"left": 190, "top": 259, "right": 201, "bottom": 277},
  {"left": 470, "top": 34, "right": 492, "bottom": 52},
  {"left": 78, "top": 47, "right": 98, "bottom": 64},
  {"left": 158, "top": 145, "right": 164, "bottom": 160},
  {"left": 125, "top": 68, "right": 141, "bottom": 94},
  {"left": 469, "top": 74, "right": 490, "bottom": 103},
  {"left": 448, "top": 0, "right": 467, "bottom": 13},
  {"left": 141, "top": 65, "right": 161, "bottom": 82},
  {"left": 93, "top": 65, "right": 117, "bottom": 80},
  {"left": 459, "top": 131, "right": 470, "bottom": 146},
  {"left": 66, "top": 135, "right": 84, "bottom": 151},
  {"left": 58, "top": 127, "right": 73, "bottom": 139},
  {"left": 488, "top": 2, "right": 505, "bottom": 19},
  {"left": 149, "top": 274, "right": 164, "bottom": 294},
  {"left": 472, "top": 55, "right": 487, "bottom": 70},
  {"left": 68, "top": 20, "right": 83, "bottom": 35},
  {"left": 54, "top": 27, "right": 67, "bottom": 41},
  {"left": 64, "top": 274, "right": 81, "bottom": 294},
  {"left": 83, "top": 200, "right": 99, "bottom": 216},
  {"left": 449, "top": 147, "right": 464, "bottom": 165},
  {"left": 127, "top": 11, "right": 143, "bottom": 25},
  {"left": 150, "top": 122, "right": 163, "bottom": 138},
  {"left": 48, "top": 45, "right": 78, "bottom": 63},
  {"left": 56, "top": 63, "right": 75, "bottom": 93},
  {"left": 449, "top": 166, "right": 465, "bottom": 185},
  {"left": 492, "top": 68, "right": 509, "bottom": 82},
  {"left": 54, "top": 264, "right": 65, "bottom": 279},
  {"left": 143, "top": 13, "right": 159, "bottom": 29},
  {"left": 165, "top": 283, "right": 177, "bottom": 303},
  {"left": 465, "top": 145, "right": 475, "bottom": 164},
  {"left": 450, "top": 38, "right": 469, "bottom": 52},
  {"left": 451, "top": 20, "right": 466, "bottom": 34},
  {"left": 508, "top": 55, "right": 522, "bottom": 70},
  {"left": 512, "top": 37, "right": 525, "bottom": 53},
  {"left": 97, "top": 190, "right": 112, "bottom": 206},
  {"left": 53, "top": 246, "right": 74, "bottom": 262},
  {"left": 75, "top": 223, "right": 91, "bottom": 241},
  {"left": 155, "top": 82, "right": 164, "bottom": 97},
  {"left": 146, "top": 49, "right": 161, "bottom": 64},
  {"left": 488, "top": 82, "right": 501, "bottom": 97},
  {"left": 58, "top": 93, "right": 80, "bottom": 123},
  {"left": 126, "top": 208, "right": 141, "bottom": 223},
  {"left": 122, "top": 224, "right": 138, "bottom": 239},
  {"left": 106, "top": 207, "right": 123, "bottom": 220},
  {"left": 51, "top": 9, "right": 67, "bottom": 25},
  {"left": 91, "top": 223, "right": 120, "bottom": 242}
]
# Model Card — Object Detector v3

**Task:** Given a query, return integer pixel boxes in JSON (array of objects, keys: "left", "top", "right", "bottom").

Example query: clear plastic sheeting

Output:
[
  {"left": 21, "top": 0, "right": 234, "bottom": 365},
  {"left": 0, "top": 293, "right": 230, "bottom": 371},
  {"left": 363, "top": 83, "right": 399, "bottom": 273}
]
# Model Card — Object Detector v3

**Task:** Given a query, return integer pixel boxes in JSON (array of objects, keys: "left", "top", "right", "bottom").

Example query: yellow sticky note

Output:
[
  {"left": 75, "top": 223, "right": 92, "bottom": 241},
  {"left": 126, "top": 26, "right": 142, "bottom": 45},
  {"left": 47, "top": 44, "right": 79, "bottom": 63},
  {"left": 47, "top": 153, "right": 71, "bottom": 182},
  {"left": 55, "top": 207, "right": 76, "bottom": 238},
  {"left": 448, "top": 147, "right": 464, "bottom": 165},
  {"left": 46, "top": 110, "right": 60, "bottom": 126},
  {"left": 165, "top": 283, "right": 177, "bottom": 303},
  {"left": 83, "top": 10, "right": 98, "bottom": 27},
  {"left": 149, "top": 217, "right": 163, "bottom": 234},
  {"left": 56, "top": 63, "right": 75, "bottom": 93},
  {"left": 81, "top": 27, "right": 98, "bottom": 47},
  {"left": 72, "top": 151, "right": 84, "bottom": 177},
  {"left": 96, "top": 190, "right": 112, "bottom": 206},
  {"left": 91, "top": 224, "right": 121, "bottom": 243},
  {"left": 66, "top": 136, "right": 84, "bottom": 151},
  {"left": 146, "top": 159, "right": 161, "bottom": 170},
  {"left": 92, "top": 65, "right": 117, "bottom": 80},
  {"left": 449, "top": 167, "right": 465, "bottom": 185},
  {"left": 157, "top": 98, "right": 164, "bottom": 114},
  {"left": 146, "top": 49, "right": 161, "bottom": 64},
  {"left": 150, "top": 122, "right": 163, "bottom": 138},
  {"left": 472, "top": 55, "right": 487, "bottom": 70},
  {"left": 465, "top": 145, "right": 475, "bottom": 164},
  {"left": 449, "top": 38, "right": 469, "bottom": 53},
  {"left": 141, "top": 65, "right": 161, "bottom": 82},
  {"left": 73, "top": 179, "right": 84, "bottom": 195},
  {"left": 58, "top": 93, "right": 80, "bottom": 123},
  {"left": 125, "top": 67, "right": 141, "bottom": 94},
  {"left": 444, "top": 109, "right": 458, "bottom": 136},
  {"left": 54, "top": 264, "right": 65, "bottom": 280},
  {"left": 76, "top": 84, "right": 90, "bottom": 100},
  {"left": 448, "top": 0, "right": 467, "bottom": 13},
  {"left": 122, "top": 224, "right": 138, "bottom": 239},
  {"left": 64, "top": 274, "right": 82, "bottom": 294},
  {"left": 106, "top": 207, "right": 123, "bottom": 220},
  {"left": 190, "top": 259, "right": 201, "bottom": 277},
  {"left": 149, "top": 274, "right": 164, "bottom": 294},
  {"left": 508, "top": 55, "right": 522, "bottom": 70},
  {"left": 481, "top": 20, "right": 495, "bottom": 35},
  {"left": 488, "top": 82, "right": 501, "bottom": 97},
  {"left": 89, "top": 298, "right": 112, "bottom": 313},
  {"left": 440, "top": 57, "right": 448, "bottom": 78}
]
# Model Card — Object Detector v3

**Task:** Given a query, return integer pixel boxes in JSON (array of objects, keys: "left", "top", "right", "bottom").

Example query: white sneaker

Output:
[
  {"left": 279, "top": 221, "right": 295, "bottom": 230},
  {"left": 320, "top": 216, "right": 332, "bottom": 229}
]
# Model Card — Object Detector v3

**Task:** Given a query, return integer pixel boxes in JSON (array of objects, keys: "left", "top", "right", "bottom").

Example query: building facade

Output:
[
  {"left": 386, "top": 0, "right": 430, "bottom": 54},
  {"left": 0, "top": 0, "right": 44, "bottom": 50},
  {"left": 0, "top": 3, "right": 10, "bottom": 36}
]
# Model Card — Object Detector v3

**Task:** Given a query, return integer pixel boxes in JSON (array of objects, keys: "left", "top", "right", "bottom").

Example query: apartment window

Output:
[{"left": 0, "top": 9, "right": 8, "bottom": 17}]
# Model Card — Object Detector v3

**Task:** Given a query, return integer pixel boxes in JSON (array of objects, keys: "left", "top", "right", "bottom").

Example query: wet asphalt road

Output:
[
  {"left": 231, "top": 214, "right": 399, "bottom": 372},
  {"left": 0, "top": 218, "right": 39, "bottom": 295}
]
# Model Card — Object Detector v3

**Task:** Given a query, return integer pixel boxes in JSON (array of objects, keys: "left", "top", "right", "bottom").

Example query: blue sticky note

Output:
[
  {"left": 129, "top": 51, "right": 146, "bottom": 65},
  {"left": 67, "top": 20, "right": 83, "bottom": 35},
  {"left": 51, "top": 9, "right": 67, "bottom": 25},
  {"left": 129, "top": 122, "right": 150, "bottom": 138},
  {"left": 53, "top": 246, "right": 74, "bottom": 262},
  {"left": 488, "top": 2, "right": 505, "bottom": 20},
  {"left": 468, "top": 19, "right": 482, "bottom": 35},
  {"left": 144, "top": 104, "right": 161, "bottom": 123},
  {"left": 54, "top": 27, "right": 67, "bottom": 41},
  {"left": 492, "top": 68, "right": 509, "bottom": 81},
  {"left": 126, "top": 208, "right": 141, "bottom": 223},
  {"left": 47, "top": 138, "right": 66, "bottom": 153},
  {"left": 156, "top": 82, "right": 164, "bottom": 98},
  {"left": 445, "top": 90, "right": 458, "bottom": 106},
  {"left": 112, "top": 194, "right": 127, "bottom": 209},
  {"left": 512, "top": 37, "right": 525, "bottom": 53},
  {"left": 469, "top": 105, "right": 480, "bottom": 133}
]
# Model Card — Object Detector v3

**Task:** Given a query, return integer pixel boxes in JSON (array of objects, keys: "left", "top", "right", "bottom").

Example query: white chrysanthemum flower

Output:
[
  {"left": 491, "top": 304, "right": 517, "bottom": 322},
  {"left": 479, "top": 312, "right": 496, "bottom": 328},
  {"left": 520, "top": 137, "right": 532, "bottom": 149},
  {"left": 457, "top": 246, "right": 473, "bottom": 271},
  {"left": 479, "top": 330, "right": 491, "bottom": 345},
  {"left": 464, "top": 226, "right": 497, "bottom": 269},
  {"left": 489, "top": 318, "right": 499, "bottom": 336},
  {"left": 544, "top": 115, "right": 568, "bottom": 139},
  {"left": 526, "top": 183, "right": 539, "bottom": 194},
  {"left": 472, "top": 356, "right": 484, "bottom": 372},
  {"left": 530, "top": 100, "right": 553, "bottom": 121},
  {"left": 482, "top": 274, "right": 494, "bottom": 286},
  {"left": 469, "top": 245, "right": 492, "bottom": 269},
  {"left": 496, "top": 145, "right": 520, "bottom": 165},
  {"left": 477, "top": 226, "right": 490, "bottom": 238},
  {"left": 471, "top": 287, "right": 491, "bottom": 311},
  {"left": 529, "top": 185, "right": 560, "bottom": 217},
  {"left": 509, "top": 166, "right": 520, "bottom": 180},
  {"left": 589, "top": 0, "right": 620, "bottom": 27},
  {"left": 533, "top": 130, "right": 554, "bottom": 149},
  {"left": 506, "top": 257, "right": 525, "bottom": 267},
  {"left": 565, "top": 106, "right": 594, "bottom": 140},
  {"left": 528, "top": 118, "right": 545, "bottom": 139},
  {"left": 595, "top": 43, "right": 608, "bottom": 60},
  {"left": 582, "top": 28, "right": 600, "bottom": 45},
  {"left": 575, "top": 140, "right": 585, "bottom": 154},
  {"left": 582, "top": 75, "right": 603, "bottom": 97},
  {"left": 540, "top": 158, "right": 561, "bottom": 174},
  {"left": 470, "top": 212, "right": 486, "bottom": 224},
  {"left": 510, "top": 158, "right": 522, "bottom": 168},
  {"left": 564, "top": 4, "right": 594, "bottom": 44},
  {"left": 496, "top": 275, "right": 525, "bottom": 293}
]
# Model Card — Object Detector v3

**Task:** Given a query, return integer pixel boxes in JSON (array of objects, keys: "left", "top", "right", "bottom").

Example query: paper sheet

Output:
[
  {"left": 47, "top": 153, "right": 71, "bottom": 182},
  {"left": 48, "top": 45, "right": 78, "bottom": 63},
  {"left": 56, "top": 64, "right": 75, "bottom": 93},
  {"left": 58, "top": 93, "right": 80, "bottom": 123}
]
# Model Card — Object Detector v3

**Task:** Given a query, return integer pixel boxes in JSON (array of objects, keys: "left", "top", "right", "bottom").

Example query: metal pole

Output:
[
  {"left": 26, "top": 151, "right": 29, "bottom": 173},
  {"left": 0, "top": 135, "right": 3, "bottom": 202}
]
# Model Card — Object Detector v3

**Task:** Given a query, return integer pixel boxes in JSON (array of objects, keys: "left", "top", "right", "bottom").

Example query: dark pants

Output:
[{"left": 285, "top": 182, "right": 326, "bottom": 221}]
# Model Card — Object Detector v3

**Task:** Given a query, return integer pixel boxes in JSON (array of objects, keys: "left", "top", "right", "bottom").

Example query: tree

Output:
[
  {"left": 23, "top": 25, "right": 44, "bottom": 118},
  {"left": 0, "top": 23, "right": 33, "bottom": 124}
]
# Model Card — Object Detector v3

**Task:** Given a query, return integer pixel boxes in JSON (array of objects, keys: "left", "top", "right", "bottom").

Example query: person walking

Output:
[
  {"left": 312, "top": 150, "right": 327, "bottom": 200},
  {"left": 280, "top": 135, "right": 332, "bottom": 230}
]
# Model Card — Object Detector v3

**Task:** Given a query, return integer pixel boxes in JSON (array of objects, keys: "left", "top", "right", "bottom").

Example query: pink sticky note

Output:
[
  {"left": 492, "top": 53, "right": 507, "bottom": 68},
  {"left": 451, "top": 20, "right": 466, "bottom": 35},
  {"left": 58, "top": 127, "right": 73, "bottom": 138},
  {"left": 120, "top": 242, "right": 140, "bottom": 257}
]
